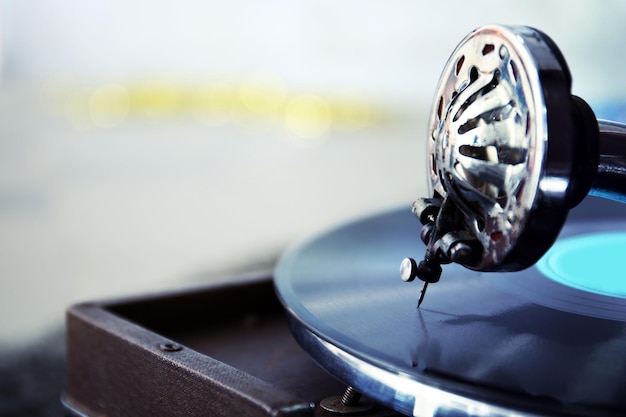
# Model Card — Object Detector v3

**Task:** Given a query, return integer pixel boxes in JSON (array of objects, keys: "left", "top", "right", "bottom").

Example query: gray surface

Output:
[{"left": 0, "top": 329, "right": 65, "bottom": 417}]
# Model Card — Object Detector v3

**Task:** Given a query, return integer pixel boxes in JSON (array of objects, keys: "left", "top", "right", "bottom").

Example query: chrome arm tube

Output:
[{"left": 590, "top": 120, "right": 626, "bottom": 203}]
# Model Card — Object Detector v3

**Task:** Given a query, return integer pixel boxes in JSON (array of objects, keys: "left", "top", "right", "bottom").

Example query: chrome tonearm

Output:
[{"left": 400, "top": 25, "right": 626, "bottom": 306}]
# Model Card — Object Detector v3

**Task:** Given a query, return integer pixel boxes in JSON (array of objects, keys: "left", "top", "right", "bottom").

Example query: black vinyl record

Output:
[{"left": 275, "top": 197, "right": 626, "bottom": 417}]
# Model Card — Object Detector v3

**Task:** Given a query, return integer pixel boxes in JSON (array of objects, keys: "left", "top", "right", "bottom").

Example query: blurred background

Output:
[{"left": 1, "top": 1, "right": 626, "bottom": 415}]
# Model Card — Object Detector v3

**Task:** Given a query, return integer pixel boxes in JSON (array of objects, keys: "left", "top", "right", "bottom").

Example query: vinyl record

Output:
[{"left": 274, "top": 196, "right": 626, "bottom": 417}]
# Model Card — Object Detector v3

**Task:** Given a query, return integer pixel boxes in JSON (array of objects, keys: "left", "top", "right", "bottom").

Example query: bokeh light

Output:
[
  {"left": 132, "top": 80, "right": 183, "bottom": 120},
  {"left": 284, "top": 94, "right": 332, "bottom": 142},
  {"left": 193, "top": 82, "right": 236, "bottom": 125},
  {"left": 238, "top": 72, "right": 287, "bottom": 116},
  {"left": 48, "top": 79, "right": 383, "bottom": 139},
  {"left": 88, "top": 83, "right": 130, "bottom": 128}
]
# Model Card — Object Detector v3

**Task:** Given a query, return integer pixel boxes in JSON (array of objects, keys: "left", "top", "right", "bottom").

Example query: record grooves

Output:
[{"left": 274, "top": 197, "right": 626, "bottom": 417}]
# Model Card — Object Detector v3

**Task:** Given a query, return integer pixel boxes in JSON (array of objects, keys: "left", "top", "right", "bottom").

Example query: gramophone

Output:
[{"left": 64, "top": 25, "right": 626, "bottom": 417}]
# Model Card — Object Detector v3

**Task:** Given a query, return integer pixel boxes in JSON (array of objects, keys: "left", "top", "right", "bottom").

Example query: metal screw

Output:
[
  {"left": 158, "top": 342, "right": 183, "bottom": 352},
  {"left": 320, "top": 387, "right": 374, "bottom": 415},
  {"left": 339, "top": 387, "right": 361, "bottom": 407}
]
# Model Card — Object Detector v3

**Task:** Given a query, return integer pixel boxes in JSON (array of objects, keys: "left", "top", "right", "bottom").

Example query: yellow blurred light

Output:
[
  {"left": 332, "top": 98, "right": 374, "bottom": 131},
  {"left": 284, "top": 94, "right": 332, "bottom": 141},
  {"left": 131, "top": 81, "right": 182, "bottom": 119},
  {"left": 88, "top": 83, "right": 130, "bottom": 128},
  {"left": 53, "top": 76, "right": 387, "bottom": 134},
  {"left": 239, "top": 73, "right": 286, "bottom": 115},
  {"left": 193, "top": 82, "right": 237, "bottom": 125}
]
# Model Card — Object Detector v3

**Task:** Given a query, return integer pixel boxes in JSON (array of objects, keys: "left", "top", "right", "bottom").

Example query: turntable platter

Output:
[{"left": 274, "top": 197, "right": 626, "bottom": 417}]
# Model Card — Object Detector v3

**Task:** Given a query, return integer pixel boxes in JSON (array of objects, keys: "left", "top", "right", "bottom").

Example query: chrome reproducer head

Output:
[{"left": 401, "top": 25, "right": 604, "bottom": 298}]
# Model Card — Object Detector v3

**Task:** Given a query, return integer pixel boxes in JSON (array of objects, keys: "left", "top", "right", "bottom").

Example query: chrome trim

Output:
[
  {"left": 428, "top": 25, "right": 550, "bottom": 269},
  {"left": 290, "top": 320, "right": 540, "bottom": 417}
]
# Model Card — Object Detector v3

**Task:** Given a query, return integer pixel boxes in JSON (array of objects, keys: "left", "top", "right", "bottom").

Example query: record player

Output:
[{"left": 63, "top": 25, "right": 626, "bottom": 417}]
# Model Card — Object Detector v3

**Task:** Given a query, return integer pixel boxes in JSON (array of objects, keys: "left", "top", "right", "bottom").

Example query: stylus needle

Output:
[{"left": 417, "top": 282, "right": 428, "bottom": 308}]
